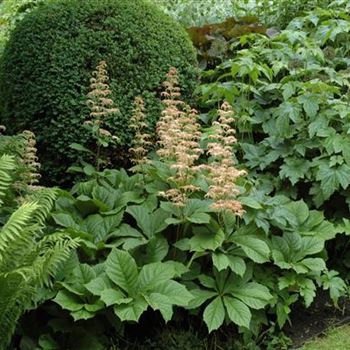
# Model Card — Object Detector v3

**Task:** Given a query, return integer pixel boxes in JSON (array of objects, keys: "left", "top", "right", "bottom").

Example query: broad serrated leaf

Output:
[
  {"left": 279, "top": 159, "right": 311, "bottom": 185},
  {"left": 231, "top": 235, "right": 270, "bottom": 263},
  {"left": 53, "top": 290, "right": 84, "bottom": 312},
  {"left": 113, "top": 296, "right": 148, "bottom": 322},
  {"left": 106, "top": 249, "right": 139, "bottom": 295},
  {"left": 301, "top": 258, "right": 326, "bottom": 272},
  {"left": 138, "top": 262, "right": 177, "bottom": 291},
  {"left": 152, "top": 280, "right": 193, "bottom": 306},
  {"left": 239, "top": 197, "right": 262, "bottom": 209},
  {"left": 84, "top": 275, "right": 113, "bottom": 296},
  {"left": 223, "top": 296, "right": 251, "bottom": 329},
  {"left": 189, "top": 228, "right": 225, "bottom": 252},
  {"left": 186, "top": 288, "right": 217, "bottom": 309},
  {"left": 145, "top": 293, "right": 173, "bottom": 322},
  {"left": 211, "top": 253, "right": 246, "bottom": 277},
  {"left": 203, "top": 297, "right": 225, "bottom": 333},
  {"left": 230, "top": 282, "right": 273, "bottom": 309},
  {"left": 100, "top": 289, "right": 128, "bottom": 307},
  {"left": 145, "top": 236, "right": 169, "bottom": 263},
  {"left": 316, "top": 164, "right": 350, "bottom": 199},
  {"left": 187, "top": 212, "right": 211, "bottom": 224}
]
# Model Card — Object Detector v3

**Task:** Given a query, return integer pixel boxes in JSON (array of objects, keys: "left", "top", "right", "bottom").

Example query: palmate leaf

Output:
[
  {"left": 187, "top": 288, "right": 217, "bottom": 309},
  {"left": 106, "top": 249, "right": 138, "bottom": 295},
  {"left": 279, "top": 159, "right": 311, "bottom": 185},
  {"left": 126, "top": 206, "right": 170, "bottom": 238},
  {"left": 316, "top": 164, "right": 350, "bottom": 199},
  {"left": 212, "top": 252, "right": 246, "bottom": 277}
]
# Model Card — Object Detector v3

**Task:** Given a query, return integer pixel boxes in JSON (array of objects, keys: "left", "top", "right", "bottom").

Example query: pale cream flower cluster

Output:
[
  {"left": 86, "top": 61, "right": 119, "bottom": 141},
  {"left": 203, "top": 102, "right": 247, "bottom": 216},
  {"left": 129, "top": 97, "right": 152, "bottom": 167},
  {"left": 20, "top": 130, "right": 41, "bottom": 187},
  {"left": 156, "top": 68, "right": 202, "bottom": 206},
  {"left": 155, "top": 68, "right": 246, "bottom": 215}
]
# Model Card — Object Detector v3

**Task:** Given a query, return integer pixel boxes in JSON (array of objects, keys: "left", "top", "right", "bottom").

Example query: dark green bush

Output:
[{"left": 0, "top": 0, "right": 198, "bottom": 185}]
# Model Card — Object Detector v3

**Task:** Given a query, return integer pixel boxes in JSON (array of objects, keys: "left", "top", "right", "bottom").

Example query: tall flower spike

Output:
[
  {"left": 129, "top": 96, "right": 152, "bottom": 168},
  {"left": 20, "top": 130, "right": 41, "bottom": 189},
  {"left": 204, "top": 102, "right": 246, "bottom": 216},
  {"left": 84, "top": 60, "right": 120, "bottom": 170},
  {"left": 156, "top": 67, "right": 202, "bottom": 206},
  {"left": 86, "top": 60, "right": 119, "bottom": 141}
]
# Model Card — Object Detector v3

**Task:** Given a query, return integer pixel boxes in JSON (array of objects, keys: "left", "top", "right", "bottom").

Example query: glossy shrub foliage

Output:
[{"left": 0, "top": 0, "right": 198, "bottom": 185}]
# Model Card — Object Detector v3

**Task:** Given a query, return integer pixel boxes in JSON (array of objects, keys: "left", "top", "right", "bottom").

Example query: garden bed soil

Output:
[{"left": 287, "top": 291, "right": 350, "bottom": 349}]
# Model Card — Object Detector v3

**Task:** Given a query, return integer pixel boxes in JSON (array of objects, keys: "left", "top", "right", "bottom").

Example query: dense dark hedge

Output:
[{"left": 0, "top": 0, "right": 198, "bottom": 185}]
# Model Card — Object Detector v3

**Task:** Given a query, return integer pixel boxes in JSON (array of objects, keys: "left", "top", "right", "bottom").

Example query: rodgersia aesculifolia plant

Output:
[
  {"left": 129, "top": 96, "right": 152, "bottom": 169},
  {"left": 152, "top": 67, "right": 246, "bottom": 215},
  {"left": 203, "top": 102, "right": 247, "bottom": 216},
  {"left": 156, "top": 67, "right": 203, "bottom": 206},
  {"left": 85, "top": 60, "right": 120, "bottom": 170},
  {"left": 70, "top": 60, "right": 120, "bottom": 174}
]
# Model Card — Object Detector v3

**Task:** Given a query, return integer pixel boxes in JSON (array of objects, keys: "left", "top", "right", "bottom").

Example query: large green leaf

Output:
[
  {"left": 145, "top": 293, "right": 173, "bottom": 322},
  {"left": 223, "top": 296, "right": 251, "bottom": 329},
  {"left": 84, "top": 276, "right": 113, "bottom": 296},
  {"left": 231, "top": 235, "right": 270, "bottom": 263},
  {"left": 53, "top": 290, "right": 84, "bottom": 312},
  {"left": 316, "top": 164, "right": 350, "bottom": 199},
  {"left": 186, "top": 288, "right": 217, "bottom": 309},
  {"left": 212, "top": 253, "right": 246, "bottom": 277},
  {"left": 100, "top": 289, "right": 131, "bottom": 307},
  {"left": 229, "top": 282, "right": 272, "bottom": 309},
  {"left": 203, "top": 296, "right": 225, "bottom": 333},
  {"left": 138, "top": 262, "right": 177, "bottom": 291},
  {"left": 145, "top": 236, "right": 169, "bottom": 263},
  {"left": 52, "top": 213, "right": 79, "bottom": 230},
  {"left": 152, "top": 280, "right": 193, "bottom": 306},
  {"left": 126, "top": 206, "right": 170, "bottom": 238},
  {"left": 106, "top": 249, "right": 139, "bottom": 295},
  {"left": 189, "top": 228, "right": 225, "bottom": 252},
  {"left": 113, "top": 296, "right": 148, "bottom": 322}
]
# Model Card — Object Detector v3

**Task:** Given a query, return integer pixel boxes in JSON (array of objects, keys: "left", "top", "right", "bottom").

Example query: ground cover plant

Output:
[{"left": 2, "top": 0, "right": 350, "bottom": 349}]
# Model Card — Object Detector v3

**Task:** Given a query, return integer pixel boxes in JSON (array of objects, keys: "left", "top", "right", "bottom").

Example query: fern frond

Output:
[
  {"left": 0, "top": 274, "right": 34, "bottom": 350},
  {"left": 0, "top": 154, "right": 16, "bottom": 206},
  {"left": 0, "top": 202, "right": 38, "bottom": 257},
  {"left": 0, "top": 224, "right": 40, "bottom": 274},
  {"left": 26, "top": 187, "right": 57, "bottom": 234},
  {"left": 33, "top": 233, "right": 80, "bottom": 286}
]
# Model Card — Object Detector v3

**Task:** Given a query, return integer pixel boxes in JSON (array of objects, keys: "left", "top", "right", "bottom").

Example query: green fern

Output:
[
  {"left": 0, "top": 155, "right": 79, "bottom": 349},
  {"left": 0, "top": 154, "right": 15, "bottom": 205}
]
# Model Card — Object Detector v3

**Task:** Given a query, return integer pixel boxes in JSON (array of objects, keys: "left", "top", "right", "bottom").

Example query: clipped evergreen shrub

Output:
[{"left": 0, "top": 0, "right": 198, "bottom": 185}]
